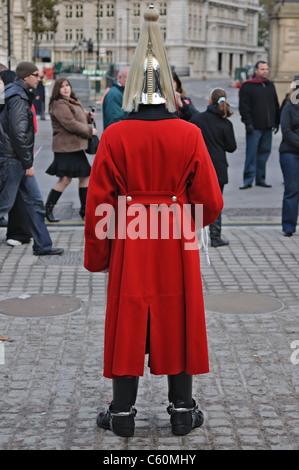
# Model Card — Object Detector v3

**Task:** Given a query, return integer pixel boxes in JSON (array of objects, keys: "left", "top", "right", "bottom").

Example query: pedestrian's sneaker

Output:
[
  {"left": 167, "top": 399, "right": 204, "bottom": 435},
  {"left": 96, "top": 402, "right": 137, "bottom": 437},
  {"left": 6, "top": 239, "right": 22, "bottom": 246}
]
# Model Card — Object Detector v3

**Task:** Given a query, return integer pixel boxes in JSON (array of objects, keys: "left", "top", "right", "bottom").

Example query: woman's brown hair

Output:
[
  {"left": 210, "top": 88, "right": 233, "bottom": 118},
  {"left": 49, "top": 77, "right": 78, "bottom": 110}
]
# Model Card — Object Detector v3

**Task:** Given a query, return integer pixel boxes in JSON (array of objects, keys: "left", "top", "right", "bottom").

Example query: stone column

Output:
[{"left": 269, "top": 0, "right": 299, "bottom": 103}]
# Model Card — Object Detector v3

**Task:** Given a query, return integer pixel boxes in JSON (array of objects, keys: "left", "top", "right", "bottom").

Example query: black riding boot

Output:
[
  {"left": 79, "top": 187, "right": 88, "bottom": 220},
  {"left": 97, "top": 376, "right": 139, "bottom": 437},
  {"left": 209, "top": 213, "right": 229, "bottom": 247},
  {"left": 45, "top": 189, "right": 62, "bottom": 223},
  {"left": 167, "top": 371, "right": 204, "bottom": 435}
]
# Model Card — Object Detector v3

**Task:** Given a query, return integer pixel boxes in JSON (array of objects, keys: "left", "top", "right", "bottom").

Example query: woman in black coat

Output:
[
  {"left": 279, "top": 77, "right": 299, "bottom": 237},
  {"left": 190, "top": 88, "right": 237, "bottom": 247}
]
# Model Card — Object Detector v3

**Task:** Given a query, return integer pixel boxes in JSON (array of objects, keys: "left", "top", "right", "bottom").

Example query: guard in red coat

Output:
[{"left": 84, "top": 4, "right": 223, "bottom": 437}]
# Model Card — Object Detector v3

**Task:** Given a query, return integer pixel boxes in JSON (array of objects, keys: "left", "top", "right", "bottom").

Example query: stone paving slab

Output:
[{"left": 0, "top": 225, "right": 298, "bottom": 451}]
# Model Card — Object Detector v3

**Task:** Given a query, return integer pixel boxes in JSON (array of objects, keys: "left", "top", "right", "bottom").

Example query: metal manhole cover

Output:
[
  {"left": 0, "top": 294, "right": 81, "bottom": 318},
  {"left": 205, "top": 293, "right": 283, "bottom": 314}
]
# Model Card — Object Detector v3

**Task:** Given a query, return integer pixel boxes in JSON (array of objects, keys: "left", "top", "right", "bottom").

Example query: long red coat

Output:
[{"left": 84, "top": 106, "right": 223, "bottom": 379}]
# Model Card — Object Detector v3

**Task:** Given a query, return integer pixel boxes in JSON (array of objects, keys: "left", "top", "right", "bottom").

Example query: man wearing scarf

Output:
[{"left": 239, "top": 61, "right": 280, "bottom": 190}]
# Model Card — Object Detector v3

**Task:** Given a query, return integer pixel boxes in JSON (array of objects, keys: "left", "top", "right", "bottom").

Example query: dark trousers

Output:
[
  {"left": 0, "top": 159, "right": 52, "bottom": 253},
  {"left": 280, "top": 152, "right": 299, "bottom": 233},
  {"left": 243, "top": 128, "right": 272, "bottom": 185},
  {"left": 7, "top": 192, "right": 32, "bottom": 243},
  {"left": 209, "top": 184, "right": 224, "bottom": 240}
]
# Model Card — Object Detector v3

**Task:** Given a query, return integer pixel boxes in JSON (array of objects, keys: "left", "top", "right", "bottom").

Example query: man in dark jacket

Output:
[
  {"left": 0, "top": 61, "right": 63, "bottom": 256},
  {"left": 239, "top": 61, "right": 280, "bottom": 189},
  {"left": 102, "top": 66, "right": 129, "bottom": 130}
]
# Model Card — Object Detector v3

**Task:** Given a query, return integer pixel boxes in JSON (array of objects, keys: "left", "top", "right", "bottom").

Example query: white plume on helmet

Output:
[{"left": 122, "top": 4, "right": 176, "bottom": 113}]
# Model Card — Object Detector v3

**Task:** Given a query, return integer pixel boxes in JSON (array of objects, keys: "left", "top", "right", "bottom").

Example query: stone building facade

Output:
[
  {"left": 36, "top": 0, "right": 264, "bottom": 78},
  {"left": 269, "top": 0, "right": 299, "bottom": 103},
  {"left": 0, "top": 0, "right": 264, "bottom": 78},
  {"left": 0, "top": 0, "right": 32, "bottom": 68}
]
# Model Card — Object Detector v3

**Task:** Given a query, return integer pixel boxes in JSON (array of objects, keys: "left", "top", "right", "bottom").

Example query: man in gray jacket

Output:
[{"left": 0, "top": 61, "right": 64, "bottom": 256}]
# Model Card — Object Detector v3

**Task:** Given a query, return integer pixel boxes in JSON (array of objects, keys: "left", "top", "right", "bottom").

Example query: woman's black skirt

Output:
[{"left": 46, "top": 150, "right": 91, "bottom": 178}]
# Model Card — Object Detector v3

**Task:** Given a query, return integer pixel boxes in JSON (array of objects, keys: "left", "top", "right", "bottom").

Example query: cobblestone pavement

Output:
[{"left": 0, "top": 224, "right": 298, "bottom": 451}]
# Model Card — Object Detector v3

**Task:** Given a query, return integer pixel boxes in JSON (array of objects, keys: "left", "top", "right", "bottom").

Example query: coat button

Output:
[
  {"left": 127, "top": 196, "right": 132, "bottom": 202},
  {"left": 172, "top": 196, "right": 177, "bottom": 202}
]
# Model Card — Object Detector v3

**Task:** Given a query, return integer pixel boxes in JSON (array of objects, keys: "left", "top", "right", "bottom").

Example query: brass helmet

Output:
[{"left": 122, "top": 4, "right": 176, "bottom": 113}]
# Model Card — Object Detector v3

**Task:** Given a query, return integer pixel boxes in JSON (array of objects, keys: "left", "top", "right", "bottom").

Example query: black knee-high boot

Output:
[
  {"left": 79, "top": 187, "right": 88, "bottom": 220},
  {"left": 45, "top": 189, "right": 62, "bottom": 223},
  {"left": 97, "top": 376, "right": 139, "bottom": 437},
  {"left": 167, "top": 372, "right": 204, "bottom": 435}
]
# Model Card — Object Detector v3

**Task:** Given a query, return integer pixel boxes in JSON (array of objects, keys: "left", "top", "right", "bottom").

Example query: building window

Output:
[
  {"left": 76, "top": 4, "right": 83, "bottom": 18},
  {"left": 97, "top": 3, "right": 103, "bottom": 17},
  {"left": 107, "top": 28, "right": 115, "bottom": 40},
  {"left": 66, "top": 5, "right": 73, "bottom": 18},
  {"left": 133, "top": 28, "right": 140, "bottom": 42},
  {"left": 65, "top": 29, "right": 73, "bottom": 41},
  {"left": 76, "top": 29, "right": 84, "bottom": 41},
  {"left": 107, "top": 50, "right": 113, "bottom": 63},
  {"left": 107, "top": 3, "right": 114, "bottom": 17},
  {"left": 97, "top": 28, "right": 104, "bottom": 41},
  {"left": 160, "top": 2, "right": 167, "bottom": 16},
  {"left": 160, "top": 27, "right": 166, "bottom": 41},
  {"left": 133, "top": 3, "right": 141, "bottom": 16},
  {"left": 218, "top": 52, "right": 222, "bottom": 72}
]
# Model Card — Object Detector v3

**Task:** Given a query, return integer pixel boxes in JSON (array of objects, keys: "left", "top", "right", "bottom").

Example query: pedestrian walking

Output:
[
  {"left": 84, "top": 5, "right": 223, "bottom": 438},
  {"left": 102, "top": 66, "right": 129, "bottom": 130},
  {"left": 33, "top": 69, "right": 46, "bottom": 120},
  {"left": 0, "top": 66, "right": 9, "bottom": 228},
  {"left": 0, "top": 69, "right": 32, "bottom": 246},
  {"left": 45, "top": 77, "right": 97, "bottom": 222},
  {"left": 190, "top": 88, "right": 237, "bottom": 247},
  {"left": 279, "top": 75, "right": 299, "bottom": 237},
  {"left": 239, "top": 60, "right": 280, "bottom": 189},
  {"left": 0, "top": 61, "right": 64, "bottom": 256},
  {"left": 172, "top": 71, "right": 197, "bottom": 121}
]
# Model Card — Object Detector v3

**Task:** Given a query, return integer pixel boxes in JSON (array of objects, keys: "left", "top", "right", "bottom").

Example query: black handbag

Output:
[{"left": 86, "top": 121, "right": 99, "bottom": 155}]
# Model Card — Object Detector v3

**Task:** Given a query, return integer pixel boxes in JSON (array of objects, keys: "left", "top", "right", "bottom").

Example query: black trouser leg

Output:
[
  {"left": 112, "top": 376, "right": 139, "bottom": 411},
  {"left": 209, "top": 183, "right": 229, "bottom": 247},
  {"left": 7, "top": 192, "right": 31, "bottom": 243},
  {"left": 209, "top": 214, "right": 221, "bottom": 242},
  {"left": 167, "top": 371, "right": 193, "bottom": 408}
]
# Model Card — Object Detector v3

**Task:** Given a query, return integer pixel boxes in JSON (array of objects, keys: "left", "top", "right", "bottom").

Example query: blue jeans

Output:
[
  {"left": 279, "top": 152, "right": 299, "bottom": 234},
  {"left": 0, "top": 158, "right": 52, "bottom": 253},
  {"left": 243, "top": 129, "right": 272, "bottom": 185}
]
